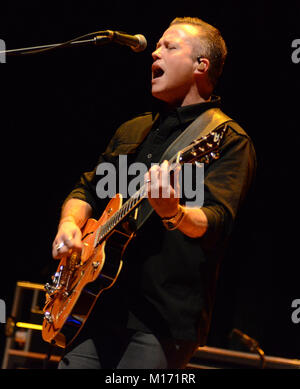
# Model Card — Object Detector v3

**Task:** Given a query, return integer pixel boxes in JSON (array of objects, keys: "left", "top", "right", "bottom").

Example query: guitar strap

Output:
[{"left": 135, "top": 107, "right": 234, "bottom": 230}]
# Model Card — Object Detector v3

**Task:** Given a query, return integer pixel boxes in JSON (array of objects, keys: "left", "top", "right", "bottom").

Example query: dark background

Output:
[{"left": 0, "top": 0, "right": 299, "bottom": 364}]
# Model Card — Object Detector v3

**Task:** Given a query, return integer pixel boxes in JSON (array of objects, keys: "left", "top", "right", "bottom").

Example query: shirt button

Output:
[{"left": 147, "top": 153, "right": 152, "bottom": 159}]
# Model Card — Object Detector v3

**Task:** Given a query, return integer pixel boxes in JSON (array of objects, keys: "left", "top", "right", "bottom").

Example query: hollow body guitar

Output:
[{"left": 42, "top": 125, "right": 227, "bottom": 348}]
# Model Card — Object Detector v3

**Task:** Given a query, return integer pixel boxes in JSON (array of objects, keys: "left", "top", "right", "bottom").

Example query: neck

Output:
[
  {"left": 167, "top": 83, "right": 212, "bottom": 108},
  {"left": 180, "top": 94, "right": 211, "bottom": 107},
  {"left": 165, "top": 93, "right": 211, "bottom": 110}
]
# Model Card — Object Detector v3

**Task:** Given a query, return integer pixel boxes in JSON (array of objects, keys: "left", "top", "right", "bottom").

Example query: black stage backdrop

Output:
[{"left": 0, "top": 1, "right": 299, "bottom": 363}]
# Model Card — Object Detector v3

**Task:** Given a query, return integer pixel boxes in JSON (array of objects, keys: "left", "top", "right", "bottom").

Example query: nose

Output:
[{"left": 152, "top": 47, "right": 161, "bottom": 61}]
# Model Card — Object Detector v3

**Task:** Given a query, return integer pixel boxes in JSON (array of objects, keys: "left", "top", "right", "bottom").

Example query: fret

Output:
[
  {"left": 95, "top": 185, "right": 147, "bottom": 246},
  {"left": 128, "top": 197, "right": 134, "bottom": 212}
]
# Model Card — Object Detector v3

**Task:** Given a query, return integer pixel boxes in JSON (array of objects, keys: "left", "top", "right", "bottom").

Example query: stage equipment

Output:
[{"left": 2, "top": 281, "right": 62, "bottom": 369}]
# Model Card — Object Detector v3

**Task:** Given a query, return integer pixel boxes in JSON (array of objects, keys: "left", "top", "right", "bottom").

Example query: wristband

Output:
[{"left": 161, "top": 205, "right": 185, "bottom": 230}]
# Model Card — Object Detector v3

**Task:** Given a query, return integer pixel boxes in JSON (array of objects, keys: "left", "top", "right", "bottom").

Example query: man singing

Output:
[{"left": 52, "top": 17, "right": 256, "bottom": 369}]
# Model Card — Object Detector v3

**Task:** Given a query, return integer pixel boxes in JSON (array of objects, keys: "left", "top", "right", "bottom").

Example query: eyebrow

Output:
[
  {"left": 155, "top": 39, "right": 177, "bottom": 49},
  {"left": 155, "top": 39, "right": 163, "bottom": 49}
]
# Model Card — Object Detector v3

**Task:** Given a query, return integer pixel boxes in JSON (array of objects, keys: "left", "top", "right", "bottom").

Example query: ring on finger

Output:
[{"left": 56, "top": 242, "right": 65, "bottom": 251}]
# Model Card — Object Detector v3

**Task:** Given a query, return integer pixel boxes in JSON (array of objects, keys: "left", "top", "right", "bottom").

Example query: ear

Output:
[{"left": 194, "top": 58, "right": 210, "bottom": 74}]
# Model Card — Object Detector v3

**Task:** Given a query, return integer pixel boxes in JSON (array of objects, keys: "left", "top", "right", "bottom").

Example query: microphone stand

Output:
[
  {"left": 0, "top": 30, "right": 117, "bottom": 57},
  {"left": 2, "top": 37, "right": 111, "bottom": 56}
]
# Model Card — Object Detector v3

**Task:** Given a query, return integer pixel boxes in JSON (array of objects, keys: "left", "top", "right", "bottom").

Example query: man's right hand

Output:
[
  {"left": 52, "top": 219, "right": 83, "bottom": 259},
  {"left": 52, "top": 199, "right": 92, "bottom": 259}
]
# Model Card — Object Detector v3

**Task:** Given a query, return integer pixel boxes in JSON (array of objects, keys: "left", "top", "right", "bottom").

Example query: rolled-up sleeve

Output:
[{"left": 200, "top": 125, "right": 257, "bottom": 247}]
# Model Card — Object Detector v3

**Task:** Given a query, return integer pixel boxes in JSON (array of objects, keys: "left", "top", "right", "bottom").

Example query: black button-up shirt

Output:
[{"left": 66, "top": 96, "right": 256, "bottom": 344}]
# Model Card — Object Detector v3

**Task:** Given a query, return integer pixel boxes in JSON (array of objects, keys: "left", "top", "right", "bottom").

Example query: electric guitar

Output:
[{"left": 42, "top": 125, "right": 227, "bottom": 348}]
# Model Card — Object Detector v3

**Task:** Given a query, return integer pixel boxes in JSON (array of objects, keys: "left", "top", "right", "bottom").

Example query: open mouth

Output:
[{"left": 152, "top": 65, "right": 165, "bottom": 79}]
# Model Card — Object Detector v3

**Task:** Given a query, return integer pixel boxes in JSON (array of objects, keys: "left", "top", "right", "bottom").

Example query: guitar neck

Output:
[{"left": 95, "top": 183, "right": 147, "bottom": 245}]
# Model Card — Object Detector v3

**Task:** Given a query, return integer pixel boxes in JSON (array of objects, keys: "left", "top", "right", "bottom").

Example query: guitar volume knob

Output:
[{"left": 44, "top": 311, "right": 53, "bottom": 323}]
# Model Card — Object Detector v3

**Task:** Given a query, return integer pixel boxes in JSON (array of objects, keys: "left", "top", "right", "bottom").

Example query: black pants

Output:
[{"left": 58, "top": 326, "right": 198, "bottom": 369}]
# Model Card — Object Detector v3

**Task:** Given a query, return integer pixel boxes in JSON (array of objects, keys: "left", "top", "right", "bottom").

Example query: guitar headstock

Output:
[{"left": 178, "top": 125, "right": 227, "bottom": 165}]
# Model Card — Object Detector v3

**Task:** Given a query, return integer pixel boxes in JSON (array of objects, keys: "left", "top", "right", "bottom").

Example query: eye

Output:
[{"left": 166, "top": 43, "right": 176, "bottom": 50}]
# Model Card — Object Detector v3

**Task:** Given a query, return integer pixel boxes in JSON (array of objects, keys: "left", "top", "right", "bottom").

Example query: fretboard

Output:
[{"left": 94, "top": 183, "right": 148, "bottom": 246}]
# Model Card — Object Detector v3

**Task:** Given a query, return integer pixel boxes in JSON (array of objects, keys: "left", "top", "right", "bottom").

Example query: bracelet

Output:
[{"left": 161, "top": 205, "right": 185, "bottom": 231}]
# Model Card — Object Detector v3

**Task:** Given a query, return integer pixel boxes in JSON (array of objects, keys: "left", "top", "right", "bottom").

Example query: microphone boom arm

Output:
[{"left": 0, "top": 30, "right": 144, "bottom": 56}]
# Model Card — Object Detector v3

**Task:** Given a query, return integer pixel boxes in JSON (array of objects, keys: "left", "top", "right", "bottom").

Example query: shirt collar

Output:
[{"left": 151, "top": 95, "right": 221, "bottom": 126}]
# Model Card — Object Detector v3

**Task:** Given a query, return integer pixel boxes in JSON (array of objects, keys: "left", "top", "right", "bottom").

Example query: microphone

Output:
[
  {"left": 106, "top": 30, "right": 147, "bottom": 52},
  {"left": 2, "top": 30, "right": 147, "bottom": 57}
]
